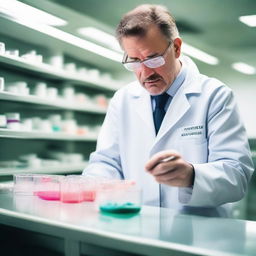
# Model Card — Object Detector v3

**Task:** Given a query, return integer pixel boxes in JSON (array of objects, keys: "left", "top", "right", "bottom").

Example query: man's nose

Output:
[{"left": 139, "top": 63, "right": 155, "bottom": 77}]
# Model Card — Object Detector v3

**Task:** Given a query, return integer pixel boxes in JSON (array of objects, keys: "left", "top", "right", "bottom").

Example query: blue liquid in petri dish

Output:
[{"left": 100, "top": 202, "right": 141, "bottom": 214}]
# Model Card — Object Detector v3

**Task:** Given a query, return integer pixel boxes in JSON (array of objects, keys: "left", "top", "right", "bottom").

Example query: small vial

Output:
[
  {"left": 34, "top": 82, "right": 47, "bottom": 98},
  {"left": 6, "top": 85, "right": 18, "bottom": 94},
  {"left": 88, "top": 69, "right": 100, "bottom": 80},
  {"left": 31, "top": 117, "right": 42, "bottom": 130},
  {"left": 0, "top": 115, "right": 7, "bottom": 128},
  {"left": 49, "top": 54, "right": 64, "bottom": 69},
  {"left": 21, "top": 50, "right": 39, "bottom": 63},
  {"left": 40, "top": 120, "right": 52, "bottom": 133},
  {"left": 6, "top": 113, "right": 21, "bottom": 130},
  {"left": 75, "top": 93, "right": 86, "bottom": 103},
  {"left": 62, "top": 119, "right": 77, "bottom": 134},
  {"left": 16, "top": 81, "right": 29, "bottom": 96},
  {"left": 36, "top": 54, "right": 43, "bottom": 63},
  {"left": 49, "top": 114, "right": 62, "bottom": 132},
  {"left": 64, "top": 63, "right": 76, "bottom": 73},
  {"left": 0, "top": 42, "right": 5, "bottom": 54},
  {"left": 77, "top": 67, "right": 88, "bottom": 76},
  {"left": 5, "top": 49, "right": 19, "bottom": 57},
  {"left": 101, "top": 73, "right": 112, "bottom": 83},
  {"left": 22, "top": 118, "right": 33, "bottom": 131},
  {"left": 95, "top": 94, "right": 108, "bottom": 108},
  {"left": 0, "top": 77, "right": 4, "bottom": 91},
  {"left": 47, "top": 87, "right": 58, "bottom": 100},
  {"left": 62, "top": 87, "right": 74, "bottom": 101}
]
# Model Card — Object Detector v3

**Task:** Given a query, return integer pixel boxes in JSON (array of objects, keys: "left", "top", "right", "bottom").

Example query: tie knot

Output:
[{"left": 153, "top": 93, "right": 169, "bottom": 109}]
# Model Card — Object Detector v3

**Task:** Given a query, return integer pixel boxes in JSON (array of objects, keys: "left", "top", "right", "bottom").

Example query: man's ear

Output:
[{"left": 173, "top": 37, "right": 182, "bottom": 58}]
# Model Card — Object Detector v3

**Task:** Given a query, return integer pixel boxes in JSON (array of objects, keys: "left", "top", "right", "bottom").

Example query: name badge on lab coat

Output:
[{"left": 179, "top": 125, "right": 205, "bottom": 140}]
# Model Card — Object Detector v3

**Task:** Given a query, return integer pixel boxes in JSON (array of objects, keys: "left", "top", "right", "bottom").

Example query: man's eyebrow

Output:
[{"left": 128, "top": 52, "right": 159, "bottom": 61}]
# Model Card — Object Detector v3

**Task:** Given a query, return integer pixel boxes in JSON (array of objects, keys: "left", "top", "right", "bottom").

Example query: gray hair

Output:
[{"left": 116, "top": 4, "right": 179, "bottom": 47}]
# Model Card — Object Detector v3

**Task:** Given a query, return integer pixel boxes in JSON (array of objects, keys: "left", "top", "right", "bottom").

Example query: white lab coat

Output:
[{"left": 84, "top": 56, "right": 254, "bottom": 216}]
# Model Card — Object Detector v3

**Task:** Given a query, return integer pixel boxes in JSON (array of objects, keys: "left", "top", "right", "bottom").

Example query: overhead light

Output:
[
  {"left": 0, "top": 0, "right": 67, "bottom": 26},
  {"left": 182, "top": 42, "right": 219, "bottom": 65},
  {"left": 0, "top": 12, "right": 122, "bottom": 62},
  {"left": 239, "top": 15, "right": 256, "bottom": 27},
  {"left": 232, "top": 62, "right": 256, "bottom": 75},
  {"left": 0, "top": 1, "right": 122, "bottom": 62},
  {"left": 78, "top": 27, "right": 122, "bottom": 52}
]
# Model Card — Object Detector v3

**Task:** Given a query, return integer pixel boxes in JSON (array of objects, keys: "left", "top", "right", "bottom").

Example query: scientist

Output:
[{"left": 83, "top": 4, "right": 254, "bottom": 216}]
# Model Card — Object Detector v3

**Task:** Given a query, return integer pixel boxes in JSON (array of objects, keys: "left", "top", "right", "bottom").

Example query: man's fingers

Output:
[
  {"left": 145, "top": 150, "right": 179, "bottom": 171},
  {"left": 145, "top": 152, "right": 171, "bottom": 171},
  {"left": 154, "top": 168, "right": 179, "bottom": 181},
  {"left": 150, "top": 162, "right": 176, "bottom": 176}
]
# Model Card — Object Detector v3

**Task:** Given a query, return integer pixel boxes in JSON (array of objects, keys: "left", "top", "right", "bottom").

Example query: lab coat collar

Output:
[
  {"left": 129, "top": 56, "right": 202, "bottom": 147},
  {"left": 132, "top": 88, "right": 156, "bottom": 133},
  {"left": 153, "top": 56, "right": 202, "bottom": 147}
]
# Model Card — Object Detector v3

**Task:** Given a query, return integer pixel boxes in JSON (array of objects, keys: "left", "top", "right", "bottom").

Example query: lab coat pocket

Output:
[{"left": 179, "top": 139, "right": 208, "bottom": 164}]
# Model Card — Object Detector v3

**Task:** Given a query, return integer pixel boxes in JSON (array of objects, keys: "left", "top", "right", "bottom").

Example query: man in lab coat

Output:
[{"left": 83, "top": 4, "right": 254, "bottom": 216}]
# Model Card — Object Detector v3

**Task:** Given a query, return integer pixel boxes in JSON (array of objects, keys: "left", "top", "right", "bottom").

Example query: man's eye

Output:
[{"left": 128, "top": 59, "right": 139, "bottom": 62}]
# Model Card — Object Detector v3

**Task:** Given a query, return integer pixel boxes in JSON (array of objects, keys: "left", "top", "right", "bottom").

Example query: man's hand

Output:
[{"left": 145, "top": 150, "right": 194, "bottom": 187}]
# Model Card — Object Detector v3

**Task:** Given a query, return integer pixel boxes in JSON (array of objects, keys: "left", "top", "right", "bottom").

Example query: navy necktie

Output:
[{"left": 153, "top": 93, "right": 169, "bottom": 134}]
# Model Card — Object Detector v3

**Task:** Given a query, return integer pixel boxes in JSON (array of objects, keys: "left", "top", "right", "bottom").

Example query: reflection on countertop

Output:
[{"left": 0, "top": 192, "right": 255, "bottom": 256}]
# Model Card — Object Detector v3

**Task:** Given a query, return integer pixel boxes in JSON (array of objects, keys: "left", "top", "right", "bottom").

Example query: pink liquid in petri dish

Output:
[
  {"left": 83, "top": 190, "right": 96, "bottom": 201},
  {"left": 36, "top": 191, "right": 60, "bottom": 200},
  {"left": 61, "top": 192, "right": 83, "bottom": 203}
]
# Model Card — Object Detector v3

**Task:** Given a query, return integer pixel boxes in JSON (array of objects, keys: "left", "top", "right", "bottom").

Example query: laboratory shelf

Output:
[
  {"left": 0, "top": 0, "right": 118, "bottom": 181},
  {"left": 0, "top": 162, "right": 87, "bottom": 176},
  {"left": 0, "top": 91, "right": 106, "bottom": 114},
  {"left": 0, "top": 11, "right": 123, "bottom": 72},
  {"left": 0, "top": 129, "right": 98, "bottom": 141},
  {"left": 0, "top": 54, "right": 119, "bottom": 92}
]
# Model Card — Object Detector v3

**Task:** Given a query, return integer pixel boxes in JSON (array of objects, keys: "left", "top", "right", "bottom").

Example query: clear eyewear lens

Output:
[
  {"left": 124, "top": 56, "right": 166, "bottom": 71},
  {"left": 124, "top": 62, "right": 141, "bottom": 71},
  {"left": 144, "top": 56, "right": 165, "bottom": 68}
]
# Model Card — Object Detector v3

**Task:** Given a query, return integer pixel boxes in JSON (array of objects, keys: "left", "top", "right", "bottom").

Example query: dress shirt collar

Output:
[{"left": 166, "top": 60, "right": 187, "bottom": 98}]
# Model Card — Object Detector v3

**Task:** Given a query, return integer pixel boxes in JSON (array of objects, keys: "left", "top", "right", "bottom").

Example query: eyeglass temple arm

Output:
[{"left": 122, "top": 53, "right": 128, "bottom": 64}]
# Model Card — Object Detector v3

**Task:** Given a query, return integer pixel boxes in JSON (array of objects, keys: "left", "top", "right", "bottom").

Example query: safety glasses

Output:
[{"left": 122, "top": 42, "right": 172, "bottom": 72}]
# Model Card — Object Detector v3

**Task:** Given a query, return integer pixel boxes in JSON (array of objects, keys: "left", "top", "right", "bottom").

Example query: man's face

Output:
[{"left": 122, "top": 25, "right": 182, "bottom": 95}]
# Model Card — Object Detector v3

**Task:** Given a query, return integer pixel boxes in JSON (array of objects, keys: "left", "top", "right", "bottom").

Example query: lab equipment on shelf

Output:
[
  {"left": 0, "top": 77, "right": 4, "bottom": 91},
  {"left": 0, "top": 42, "right": 5, "bottom": 54},
  {"left": 6, "top": 112, "right": 20, "bottom": 130},
  {"left": 6, "top": 81, "right": 29, "bottom": 95},
  {"left": 5, "top": 49, "right": 19, "bottom": 57},
  {"left": 0, "top": 115, "right": 7, "bottom": 128},
  {"left": 34, "top": 82, "right": 47, "bottom": 98},
  {"left": 21, "top": 50, "right": 43, "bottom": 64}
]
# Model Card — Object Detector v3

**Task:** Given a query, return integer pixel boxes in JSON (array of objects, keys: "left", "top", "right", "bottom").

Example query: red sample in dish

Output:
[
  {"left": 36, "top": 191, "right": 60, "bottom": 200},
  {"left": 83, "top": 190, "right": 96, "bottom": 201},
  {"left": 61, "top": 192, "right": 83, "bottom": 203}
]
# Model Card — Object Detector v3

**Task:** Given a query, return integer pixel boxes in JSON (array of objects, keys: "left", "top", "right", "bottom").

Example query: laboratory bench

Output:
[{"left": 0, "top": 192, "right": 256, "bottom": 256}]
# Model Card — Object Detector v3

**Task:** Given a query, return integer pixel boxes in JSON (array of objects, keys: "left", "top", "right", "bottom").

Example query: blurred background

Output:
[{"left": 0, "top": 0, "right": 255, "bottom": 220}]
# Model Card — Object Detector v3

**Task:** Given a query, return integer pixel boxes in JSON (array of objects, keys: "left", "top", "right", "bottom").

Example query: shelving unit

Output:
[
  {"left": 0, "top": 0, "right": 128, "bottom": 181},
  {"left": 0, "top": 54, "right": 120, "bottom": 92},
  {"left": 0, "top": 91, "right": 107, "bottom": 114},
  {"left": 0, "top": 129, "right": 98, "bottom": 141}
]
